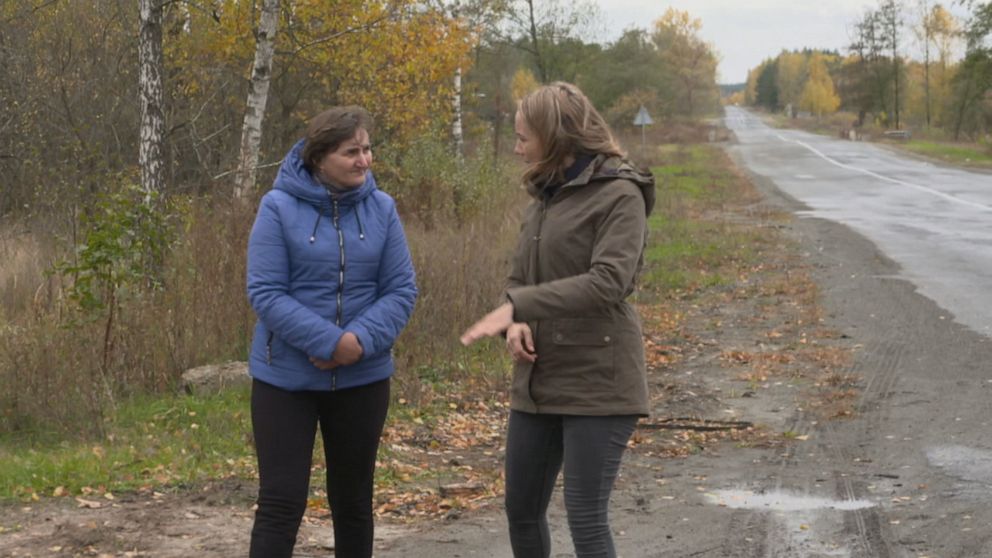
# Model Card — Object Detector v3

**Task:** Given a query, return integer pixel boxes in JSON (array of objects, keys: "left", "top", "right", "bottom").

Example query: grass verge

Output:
[
  {"left": 901, "top": 140, "right": 992, "bottom": 168},
  {"left": 642, "top": 144, "right": 766, "bottom": 294},
  {"left": 0, "top": 388, "right": 255, "bottom": 501}
]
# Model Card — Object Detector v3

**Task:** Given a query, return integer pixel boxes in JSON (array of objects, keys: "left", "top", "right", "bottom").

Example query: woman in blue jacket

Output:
[{"left": 246, "top": 106, "right": 417, "bottom": 558}]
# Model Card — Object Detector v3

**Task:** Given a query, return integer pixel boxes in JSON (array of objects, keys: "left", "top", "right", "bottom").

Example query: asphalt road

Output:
[
  {"left": 725, "top": 106, "right": 992, "bottom": 337},
  {"left": 724, "top": 106, "right": 992, "bottom": 557}
]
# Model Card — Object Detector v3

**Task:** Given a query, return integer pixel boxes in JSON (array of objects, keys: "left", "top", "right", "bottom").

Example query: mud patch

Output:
[
  {"left": 926, "top": 445, "right": 992, "bottom": 488},
  {"left": 707, "top": 488, "right": 875, "bottom": 511}
]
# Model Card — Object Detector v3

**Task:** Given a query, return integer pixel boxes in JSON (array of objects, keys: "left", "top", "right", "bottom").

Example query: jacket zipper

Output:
[
  {"left": 331, "top": 199, "right": 346, "bottom": 391},
  {"left": 535, "top": 200, "right": 548, "bottom": 284},
  {"left": 530, "top": 200, "right": 551, "bottom": 412}
]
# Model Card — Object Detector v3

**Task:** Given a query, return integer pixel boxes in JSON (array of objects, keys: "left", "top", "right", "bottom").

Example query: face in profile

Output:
[
  {"left": 514, "top": 111, "right": 543, "bottom": 165},
  {"left": 316, "top": 128, "right": 373, "bottom": 189}
]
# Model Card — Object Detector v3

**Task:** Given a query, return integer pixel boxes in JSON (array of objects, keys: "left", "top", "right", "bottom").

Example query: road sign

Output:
[
  {"left": 634, "top": 105, "right": 653, "bottom": 155},
  {"left": 633, "top": 105, "right": 653, "bottom": 126}
]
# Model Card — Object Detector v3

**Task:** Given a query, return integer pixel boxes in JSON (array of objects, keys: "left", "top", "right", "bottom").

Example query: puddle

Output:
[
  {"left": 707, "top": 489, "right": 876, "bottom": 512},
  {"left": 926, "top": 445, "right": 992, "bottom": 484}
]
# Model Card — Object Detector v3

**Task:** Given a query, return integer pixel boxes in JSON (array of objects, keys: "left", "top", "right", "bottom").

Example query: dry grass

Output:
[
  {"left": 0, "top": 220, "right": 60, "bottom": 319},
  {"left": 0, "top": 203, "right": 257, "bottom": 433},
  {"left": 0, "top": 150, "right": 524, "bottom": 435},
  {"left": 393, "top": 186, "right": 525, "bottom": 405}
]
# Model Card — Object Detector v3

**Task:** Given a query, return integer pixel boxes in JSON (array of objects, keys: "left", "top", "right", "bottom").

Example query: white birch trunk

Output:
[
  {"left": 452, "top": 67, "right": 464, "bottom": 157},
  {"left": 234, "top": 0, "right": 281, "bottom": 200},
  {"left": 138, "top": 0, "right": 165, "bottom": 201}
]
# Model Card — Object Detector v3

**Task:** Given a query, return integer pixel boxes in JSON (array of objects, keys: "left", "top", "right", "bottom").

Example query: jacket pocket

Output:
[
  {"left": 528, "top": 318, "right": 617, "bottom": 406},
  {"left": 551, "top": 318, "right": 614, "bottom": 346}
]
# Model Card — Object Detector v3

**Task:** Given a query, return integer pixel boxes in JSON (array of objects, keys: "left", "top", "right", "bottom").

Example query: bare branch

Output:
[
  {"left": 288, "top": 13, "right": 396, "bottom": 57},
  {"left": 213, "top": 159, "right": 283, "bottom": 181},
  {"left": 1, "top": 0, "right": 59, "bottom": 25}
]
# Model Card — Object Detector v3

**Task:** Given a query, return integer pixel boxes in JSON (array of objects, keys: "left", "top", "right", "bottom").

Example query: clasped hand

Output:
[
  {"left": 460, "top": 302, "right": 537, "bottom": 363},
  {"left": 310, "top": 332, "right": 363, "bottom": 370}
]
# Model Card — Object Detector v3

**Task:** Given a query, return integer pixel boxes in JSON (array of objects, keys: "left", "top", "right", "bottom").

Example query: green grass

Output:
[
  {"left": 0, "top": 378, "right": 473, "bottom": 502},
  {"left": 903, "top": 140, "right": 992, "bottom": 167},
  {"left": 642, "top": 144, "right": 765, "bottom": 294},
  {"left": 0, "top": 387, "right": 256, "bottom": 501}
]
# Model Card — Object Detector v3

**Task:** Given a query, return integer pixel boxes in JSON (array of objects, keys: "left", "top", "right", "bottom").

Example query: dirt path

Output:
[{"left": 4, "top": 140, "right": 991, "bottom": 557}]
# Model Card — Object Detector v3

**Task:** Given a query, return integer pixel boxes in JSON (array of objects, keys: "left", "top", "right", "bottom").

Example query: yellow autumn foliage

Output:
[
  {"left": 799, "top": 54, "right": 840, "bottom": 118},
  {"left": 167, "top": 0, "right": 475, "bottom": 147},
  {"left": 511, "top": 68, "right": 540, "bottom": 102}
]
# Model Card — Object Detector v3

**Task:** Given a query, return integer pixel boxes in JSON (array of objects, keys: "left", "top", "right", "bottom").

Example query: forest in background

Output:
[{"left": 734, "top": 0, "right": 992, "bottom": 142}]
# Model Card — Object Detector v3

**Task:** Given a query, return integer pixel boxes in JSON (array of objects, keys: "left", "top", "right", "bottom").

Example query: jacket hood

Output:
[
  {"left": 527, "top": 154, "right": 656, "bottom": 217},
  {"left": 272, "top": 139, "right": 377, "bottom": 210}
]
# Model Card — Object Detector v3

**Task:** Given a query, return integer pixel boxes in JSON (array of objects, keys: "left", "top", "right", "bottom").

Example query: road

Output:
[
  {"left": 725, "top": 106, "right": 992, "bottom": 337},
  {"left": 719, "top": 106, "right": 992, "bottom": 557}
]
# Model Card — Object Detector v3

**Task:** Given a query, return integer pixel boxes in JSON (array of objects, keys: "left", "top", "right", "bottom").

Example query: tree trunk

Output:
[
  {"left": 953, "top": 70, "right": 975, "bottom": 141},
  {"left": 493, "top": 85, "right": 503, "bottom": 160},
  {"left": 138, "top": 0, "right": 165, "bottom": 201},
  {"left": 921, "top": 0, "right": 932, "bottom": 129},
  {"left": 453, "top": 67, "right": 463, "bottom": 157},
  {"left": 526, "top": 0, "right": 547, "bottom": 83},
  {"left": 234, "top": 0, "right": 281, "bottom": 201},
  {"left": 923, "top": 40, "right": 931, "bottom": 128},
  {"left": 893, "top": 47, "right": 900, "bottom": 129}
]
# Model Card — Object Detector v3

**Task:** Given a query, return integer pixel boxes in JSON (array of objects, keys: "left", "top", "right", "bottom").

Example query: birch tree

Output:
[
  {"left": 234, "top": 0, "right": 280, "bottom": 200},
  {"left": 452, "top": 67, "right": 464, "bottom": 156},
  {"left": 436, "top": 0, "right": 508, "bottom": 157},
  {"left": 138, "top": 0, "right": 165, "bottom": 200}
]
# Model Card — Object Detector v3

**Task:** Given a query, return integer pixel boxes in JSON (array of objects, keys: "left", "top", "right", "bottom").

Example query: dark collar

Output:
[{"left": 543, "top": 154, "right": 596, "bottom": 200}]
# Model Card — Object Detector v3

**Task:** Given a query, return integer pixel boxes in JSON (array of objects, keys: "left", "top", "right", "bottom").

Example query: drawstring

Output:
[
  {"left": 309, "top": 212, "right": 321, "bottom": 243},
  {"left": 309, "top": 203, "right": 365, "bottom": 242},
  {"left": 354, "top": 208, "right": 366, "bottom": 240}
]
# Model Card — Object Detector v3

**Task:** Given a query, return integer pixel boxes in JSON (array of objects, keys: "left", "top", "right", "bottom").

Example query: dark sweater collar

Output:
[
  {"left": 543, "top": 153, "right": 595, "bottom": 200},
  {"left": 563, "top": 153, "right": 595, "bottom": 184}
]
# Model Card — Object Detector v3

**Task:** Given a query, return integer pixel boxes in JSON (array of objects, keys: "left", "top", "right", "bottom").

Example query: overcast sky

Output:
[{"left": 591, "top": 0, "right": 971, "bottom": 84}]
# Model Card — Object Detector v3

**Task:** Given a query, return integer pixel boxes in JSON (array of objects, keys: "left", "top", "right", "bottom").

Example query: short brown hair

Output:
[
  {"left": 517, "top": 82, "right": 623, "bottom": 185},
  {"left": 302, "top": 106, "right": 374, "bottom": 172}
]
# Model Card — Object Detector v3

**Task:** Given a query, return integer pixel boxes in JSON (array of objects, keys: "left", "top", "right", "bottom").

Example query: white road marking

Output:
[{"left": 779, "top": 134, "right": 992, "bottom": 212}]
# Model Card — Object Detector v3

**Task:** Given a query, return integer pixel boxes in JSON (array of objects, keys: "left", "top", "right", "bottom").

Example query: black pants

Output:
[
  {"left": 249, "top": 378, "right": 390, "bottom": 558},
  {"left": 504, "top": 410, "right": 638, "bottom": 558}
]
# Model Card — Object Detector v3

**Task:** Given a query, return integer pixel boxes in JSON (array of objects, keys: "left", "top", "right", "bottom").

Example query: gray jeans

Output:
[{"left": 504, "top": 410, "right": 638, "bottom": 558}]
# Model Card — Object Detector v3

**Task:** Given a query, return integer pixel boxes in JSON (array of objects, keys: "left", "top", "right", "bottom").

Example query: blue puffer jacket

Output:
[{"left": 246, "top": 140, "right": 417, "bottom": 391}]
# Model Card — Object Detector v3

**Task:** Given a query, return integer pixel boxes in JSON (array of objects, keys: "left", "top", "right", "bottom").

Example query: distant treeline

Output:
[{"left": 734, "top": 0, "right": 991, "bottom": 140}]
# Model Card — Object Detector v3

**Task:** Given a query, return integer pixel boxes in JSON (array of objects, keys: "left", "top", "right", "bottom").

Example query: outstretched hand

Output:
[{"left": 460, "top": 302, "right": 514, "bottom": 346}]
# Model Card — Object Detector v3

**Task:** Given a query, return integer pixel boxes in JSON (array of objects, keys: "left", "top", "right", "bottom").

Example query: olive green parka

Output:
[{"left": 505, "top": 154, "right": 655, "bottom": 416}]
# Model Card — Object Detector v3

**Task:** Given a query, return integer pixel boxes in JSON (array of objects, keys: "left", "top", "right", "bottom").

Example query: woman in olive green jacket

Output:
[{"left": 461, "top": 82, "right": 655, "bottom": 558}]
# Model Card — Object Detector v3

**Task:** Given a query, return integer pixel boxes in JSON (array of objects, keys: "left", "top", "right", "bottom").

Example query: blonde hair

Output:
[{"left": 517, "top": 81, "right": 624, "bottom": 186}]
